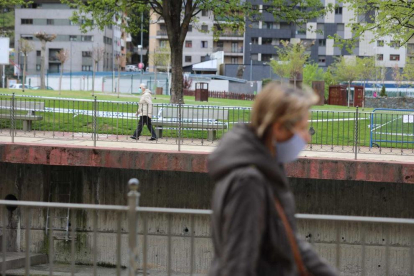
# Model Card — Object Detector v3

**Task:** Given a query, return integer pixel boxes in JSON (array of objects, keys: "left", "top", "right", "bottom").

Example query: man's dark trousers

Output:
[{"left": 133, "top": 116, "right": 157, "bottom": 139}]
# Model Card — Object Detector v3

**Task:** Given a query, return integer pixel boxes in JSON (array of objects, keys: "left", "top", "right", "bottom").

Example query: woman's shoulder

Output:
[{"left": 227, "top": 166, "right": 269, "bottom": 194}]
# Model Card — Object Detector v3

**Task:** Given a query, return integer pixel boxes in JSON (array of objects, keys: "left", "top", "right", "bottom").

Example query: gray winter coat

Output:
[{"left": 208, "top": 124, "right": 338, "bottom": 276}]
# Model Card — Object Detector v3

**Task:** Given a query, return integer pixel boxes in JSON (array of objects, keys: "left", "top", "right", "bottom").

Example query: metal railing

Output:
[
  {"left": 1, "top": 178, "right": 414, "bottom": 275},
  {"left": 1, "top": 94, "right": 414, "bottom": 157}
]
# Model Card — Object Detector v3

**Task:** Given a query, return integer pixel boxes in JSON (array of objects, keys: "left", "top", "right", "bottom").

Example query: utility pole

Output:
[
  {"left": 249, "top": 42, "right": 252, "bottom": 81},
  {"left": 140, "top": 11, "right": 143, "bottom": 85}
]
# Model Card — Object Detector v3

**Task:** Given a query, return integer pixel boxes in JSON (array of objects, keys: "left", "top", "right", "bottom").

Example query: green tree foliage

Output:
[
  {"left": 342, "top": 0, "right": 414, "bottom": 46},
  {"left": 270, "top": 40, "right": 313, "bottom": 87},
  {"left": 303, "top": 63, "right": 324, "bottom": 86},
  {"left": 403, "top": 62, "right": 414, "bottom": 86},
  {"left": 380, "top": 85, "right": 387, "bottom": 97},
  {"left": 64, "top": 0, "right": 333, "bottom": 103}
]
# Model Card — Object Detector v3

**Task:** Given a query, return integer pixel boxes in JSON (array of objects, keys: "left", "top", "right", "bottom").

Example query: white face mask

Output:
[
  {"left": 274, "top": 134, "right": 306, "bottom": 164},
  {"left": 138, "top": 88, "right": 142, "bottom": 93}
]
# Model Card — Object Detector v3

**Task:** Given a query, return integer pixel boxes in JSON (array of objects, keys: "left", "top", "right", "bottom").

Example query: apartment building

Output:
[
  {"left": 244, "top": 0, "right": 407, "bottom": 70},
  {"left": 14, "top": 1, "right": 129, "bottom": 74}
]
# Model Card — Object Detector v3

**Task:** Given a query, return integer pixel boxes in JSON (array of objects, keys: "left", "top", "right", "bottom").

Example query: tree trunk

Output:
[
  {"left": 92, "top": 61, "right": 96, "bottom": 96},
  {"left": 59, "top": 62, "right": 63, "bottom": 95},
  {"left": 293, "top": 75, "right": 297, "bottom": 88},
  {"left": 22, "top": 55, "right": 27, "bottom": 92},
  {"left": 170, "top": 45, "right": 183, "bottom": 103},
  {"left": 40, "top": 41, "right": 46, "bottom": 90}
]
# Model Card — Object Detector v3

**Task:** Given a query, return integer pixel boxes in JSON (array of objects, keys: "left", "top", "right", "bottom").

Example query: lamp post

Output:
[
  {"left": 249, "top": 42, "right": 252, "bottom": 81},
  {"left": 138, "top": 45, "right": 142, "bottom": 84}
]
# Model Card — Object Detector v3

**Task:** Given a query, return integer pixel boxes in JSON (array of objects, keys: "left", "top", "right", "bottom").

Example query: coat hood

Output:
[{"left": 208, "top": 124, "right": 286, "bottom": 184}]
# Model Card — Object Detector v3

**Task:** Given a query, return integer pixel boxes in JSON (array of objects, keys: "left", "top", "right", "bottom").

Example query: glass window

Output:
[
  {"left": 188, "top": 25, "right": 192, "bottom": 32},
  {"left": 251, "top": 37, "right": 258, "bottom": 44},
  {"left": 377, "top": 54, "right": 383, "bottom": 61},
  {"left": 408, "top": 43, "right": 414, "bottom": 54},
  {"left": 81, "top": 35, "right": 93, "bottom": 42},
  {"left": 390, "top": 41, "right": 400, "bottom": 48},
  {"left": 82, "top": 51, "right": 92, "bottom": 57},
  {"left": 390, "top": 54, "right": 400, "bottom": 61},
  {"left": 337, "top": 24, "right": 344, "bottom": 31},
  {"left": 185, "top": 40, "right": 192, "bottom": 48},
  {"left": 250, "top": 21, "right": 260, "bottom": 29},
  {"left": 201, "top": 25, "right": 208, "bottom": 32},
  {"left": 264, "top": 22, "right": 279, "bottom": 29},
  {"left": 319, "top": 39, "right": 326, "bottom": 46},
  {"left": 36, "top": 64, "right": 40, "bottom": 71},
  {"left": 201, "top": 9, "right": 208, "bottom": 16},
  {"left": 201, "top": 41, "right": 208, "bottom": 48},
  {"left": 377, "top": 40, "right": 384, "bottom": 47},
  {"left": 231, "top": 57, "right": 238, "bottom": 64},
  {"left": 82, "top": 65, "right": 92, "bottom": 71},
  {"left": 69, "top": 35, "right": 77, "bottom": 41},
  {"left": 185, "top": 56, "right": 192, "bottom": 62},
  {"left": 36, "top": 51, "right": 41, "bottom": 57},
  {"left": 47, "top": 19, "right": 54, "bottom": 25},
  {"left": 21, "top": 19, "right": 33, "bottom": 25},
  {"left": 335, "top": 7, "right": 343, "bottom": 14},
  {"left": 271, "top": 39, "right": 279, "bottom": 45},
  {"left": 251, "top": 54, "right": 258, "bottom": 61},
  {"left": 262, "top": 38, "right": 272, "bottom": 45},
  {"left": 216, "top": 41, "right": 224, "bottom": 48},
  {"left": 318, "top": 56, "right": 326, "bottom": 63},
  {"left": 262, "top": 54, "right": 272, "bottom": 62}
]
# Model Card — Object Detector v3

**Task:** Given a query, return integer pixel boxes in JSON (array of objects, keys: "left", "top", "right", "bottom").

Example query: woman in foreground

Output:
[{"left": 208, "top": 83, "right": 338, "bottom": 276}]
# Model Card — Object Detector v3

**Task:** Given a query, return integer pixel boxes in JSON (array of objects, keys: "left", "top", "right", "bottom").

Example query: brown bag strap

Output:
[{"left": 274, "top": 198, "right": 309, "bottom": 276}]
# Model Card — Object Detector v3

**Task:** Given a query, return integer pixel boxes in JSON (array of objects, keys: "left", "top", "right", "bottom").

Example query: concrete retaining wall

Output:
[
  {"left": 365, "top": 97, "right": 414, "bottom": 109},
  {"left": 1, "top": 163, "right": 414, "bottom": 274}
]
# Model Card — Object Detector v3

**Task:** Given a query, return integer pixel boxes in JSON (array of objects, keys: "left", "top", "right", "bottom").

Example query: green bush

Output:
[
  {"left": 380, "top": 85, "right": 387, "bottom": 97},
  {"left": 262, "top": 78, "right": 271, "bottom": 87}
]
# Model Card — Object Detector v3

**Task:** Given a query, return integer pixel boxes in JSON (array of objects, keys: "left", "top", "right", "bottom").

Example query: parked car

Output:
[
  {"left": 10, "top": 84, "right": 32, "bottom": 89},
  {"left": 126, "top": 65, "right": 139, "bottom": 72},
  {"left": 31, "top": 86, "right": 54, "bottom": 90}
]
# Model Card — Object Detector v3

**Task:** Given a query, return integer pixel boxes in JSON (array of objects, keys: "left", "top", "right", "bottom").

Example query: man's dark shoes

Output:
[
  {"left": 130, "top": 136, "right": 138, "bottom": 140},
  {"left": 149, "top": 137, "right": 156, "bottom": 141}
]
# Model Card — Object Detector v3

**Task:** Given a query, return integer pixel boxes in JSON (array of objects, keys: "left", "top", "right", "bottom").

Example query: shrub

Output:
[{"left": 380, "top": 85, "right": 387, "bottom": 97}]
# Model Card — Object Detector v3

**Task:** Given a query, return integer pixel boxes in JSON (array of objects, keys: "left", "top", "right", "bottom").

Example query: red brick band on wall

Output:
[{"left": 0, "top": 143, "right": 413, "bottom": 184}]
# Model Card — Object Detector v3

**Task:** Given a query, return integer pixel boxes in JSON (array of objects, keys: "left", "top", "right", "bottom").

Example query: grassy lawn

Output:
[{"left": 1, "top": 88, "right": 411, "bottom": 149}]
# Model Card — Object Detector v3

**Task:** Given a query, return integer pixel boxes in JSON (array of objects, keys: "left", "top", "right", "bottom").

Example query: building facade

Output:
[
  {"left": 244, "top": 0, "right": 407, "bottom": 70},
  {"left": 14, "top": 1, "right": 128, "bottom": 75}
]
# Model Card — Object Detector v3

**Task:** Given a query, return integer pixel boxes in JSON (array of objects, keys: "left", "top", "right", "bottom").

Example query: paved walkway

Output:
[
  {"left": 0, "top": 134, "right": 413, "bottom": 163},
  {"left": 6, "top": 264, "right": 204, "bottom": 276}
]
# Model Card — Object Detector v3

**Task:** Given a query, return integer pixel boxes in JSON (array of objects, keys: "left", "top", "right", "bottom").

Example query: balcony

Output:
[{"left": 156, "top": 30, "right": 167, "bottom": 36}]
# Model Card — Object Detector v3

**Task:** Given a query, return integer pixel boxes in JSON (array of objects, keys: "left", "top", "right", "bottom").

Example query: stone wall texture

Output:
[{"left": 365, "top": 97, "right": 414, "bottom": 109}]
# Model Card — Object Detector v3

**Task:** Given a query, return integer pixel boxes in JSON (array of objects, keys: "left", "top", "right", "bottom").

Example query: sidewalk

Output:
[{"left": 0, "top": 134, "right": 413, "bottom": 163}]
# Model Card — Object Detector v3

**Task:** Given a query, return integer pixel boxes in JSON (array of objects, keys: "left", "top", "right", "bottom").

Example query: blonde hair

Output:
[{"left": 251, "top": 82, "right": 318, "bottom": 139}]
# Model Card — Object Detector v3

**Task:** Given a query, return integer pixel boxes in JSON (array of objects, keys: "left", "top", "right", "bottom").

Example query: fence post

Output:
[
  {"left": 93, "top": 96, "right": 97, "bottom": 147},
  {"left": 354, "top": 106, "right": 359, "bottom": 160},
  {"left": 128, "top": 178, "right": 140, "bottom": 276},
  {"left": 11, "top": 93, "right": 15, "bottom": 143},
  {"left": 178, "top": 100, "right": 182, "bottom": 152}
]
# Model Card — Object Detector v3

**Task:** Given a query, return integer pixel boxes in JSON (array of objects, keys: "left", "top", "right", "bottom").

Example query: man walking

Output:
[{"left": 131, "top": 83, "right": 157, "bottom": 141}]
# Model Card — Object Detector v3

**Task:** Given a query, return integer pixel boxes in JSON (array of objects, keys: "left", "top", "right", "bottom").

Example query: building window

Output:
[
  {"left": 335, "top": 7, "right": 343, "bottom": 14},
  {"left": 391, "top": 41, "right": 400, "bottom": 48},
  {"left": 201, "top": 41, "right": 208, "bottom": 48},
  {"left": 69, "top": 35, "right": 77, "bottom": 41},
  {"left": 390, "top": 54, "right": 400, "bottom": 61},
  {"left": 250, "top": 21, "right": 260, "bottom": 29},
  {"left": 319, "top": 39, "right": 326, "bottom": 46},
  {"left": 408, "top": 43, "right": 414, "bottom": 54},
  {"left": 252, "top": 5, "right": 259, "bottom": 10},
  {"left": 377, "top": 40, "right": 384, "bottom": 47},
  {"left": 36, "top": 51, "right": 41, "bottom": 57},
  {"left": 317, "top": 23, "right": 324, "bottom": 35},
  {"left": 47, "top": 19, "right": 54, "bottom": 25},
  {"left": 188, "top": 25, "right": 192, "bottom": 32},
  {"left": 82, "top": 65, "right": 92, "bottom": 71},
  {"left": 160, "top": 40, "right": 167, "bottom": 48},
  {"left": 216, "top": 41, "right": 224, "bottom": 48},
  {"left": 318, "top": 56, "right": 326, "bottom": 63},
  {"left": 36, "top": 64, "right": 40, "bottom": 71},
  {"left": 337, "top": 24, "right": 344, "bottom": 31},
  {"left": 201, "top": 56, "right": 207, "bottom": 62},
  {"left": 82, "top": 51, "right": 92, "bottom": 57},
  {"left": 185, "top": 56, "right": 192, "bottom": 62},
  {"left": 262, "top": 54, "right": 272, "bottom": 62},
  {"left": 251, "top": 37, "right": 259, "bottom": 45},
  {"left": 201, "top": 25, "right": 208, "bottom": 32},
  {"left": 296, "top": 25, "right": 306, "bottom": 35},
  {"left": 251, "top": 54, "right": 258, "bottom": 61},
  {"left": 409, "top": 56, "right": 414, "bottom": 63},
  {"left": 264, "top": 22, "right": 279, "bottom": 29},
  {"left": 21, "top": 35, "right": 33, "bottom": 40},
  {"left": 185, "top": 40, "right": 192, "bottom": 48},
  {"left": 21, "top": 19, "right": 33, "bottom": 25},
  {"left": 231, "top": 57, "right": 238, "bottom": 64},
  {"left": 262, "top": 38, "right": 273, "bottom": 45},
  {"left": 377, "top": 54, "right": 383, "bottom": 61},
  {"left": 271, "top": 39, "right": 279, "bottom": 45},
  {"left": 81, "top": 35, "right": 93, "bottom": 42},
  {"left": 201, "top": 9, "right": 208, "bottom": 16}
]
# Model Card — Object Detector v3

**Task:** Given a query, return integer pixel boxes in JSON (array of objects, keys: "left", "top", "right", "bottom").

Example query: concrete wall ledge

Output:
[{"left": 1, "top": 142, "right": 414, "bottom": 184}]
